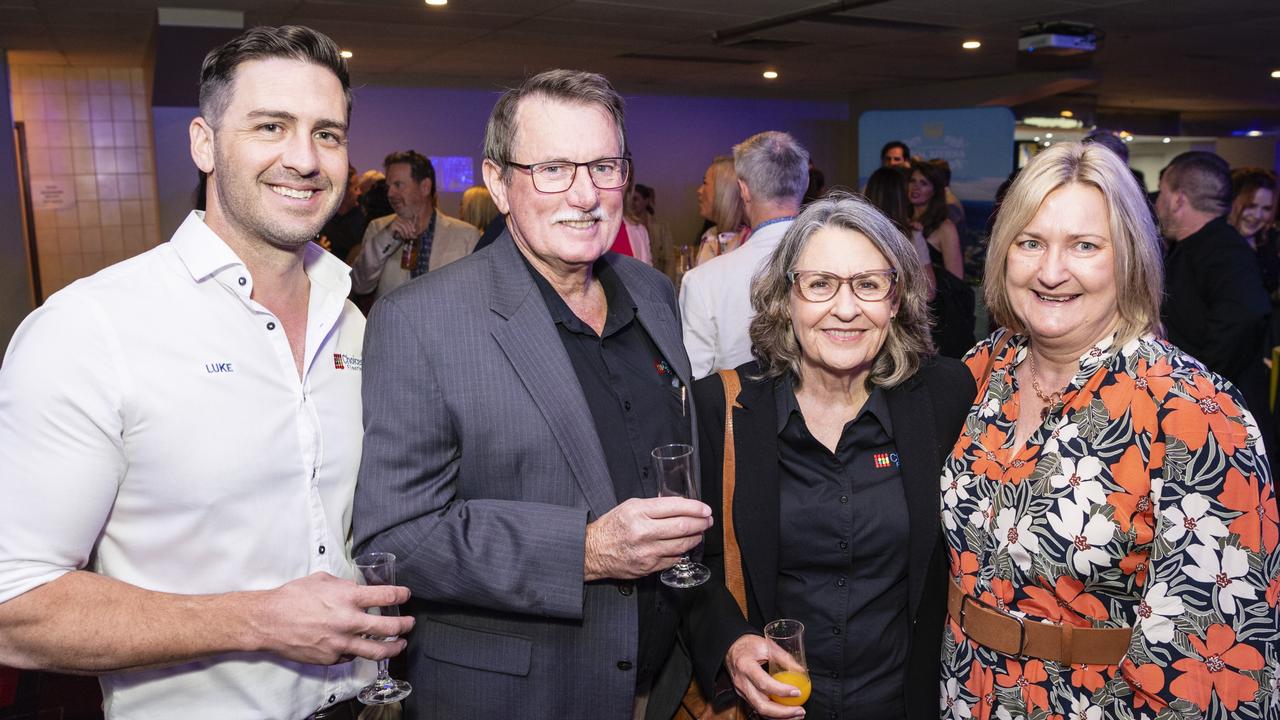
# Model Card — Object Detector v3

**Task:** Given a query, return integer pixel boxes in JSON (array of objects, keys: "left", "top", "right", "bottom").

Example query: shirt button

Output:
[
  {"left": 238, "top": 277, "right": 247, "bottom": 286},
  {"left": 828, "top": 670, "right": 838, "bottom": 679},
  {"left": 617, "top": 660, "right": 633, "bottom": 671},
  {"left": 623, "top": 400, "right": 632, "bottom": 411},
  {"left": 619, "top": 583, "right": 634, "bottom": 596},
  {"left": 266, "top": 321, "right": 276, "bottom": 330},
  {"left": 328, "top": 694, "right": 336, "bottom": 704},
  {"left": 839, "top": 494, "right": 848, "bottom": 504},
  {"left": 318, "top": 545, "right": 326, "bottom": 555},
  {"left": 838, "top": 540, "right": 848, "bottom": 550},
  {"left": 833, "top": 626, "right": 842, "bottom": 635},
  {"left": 642, "top": 467, "right": 650, "bottom": 478},
  {"left": 836, "top": 577, "right": 847, "bottom": 587}
]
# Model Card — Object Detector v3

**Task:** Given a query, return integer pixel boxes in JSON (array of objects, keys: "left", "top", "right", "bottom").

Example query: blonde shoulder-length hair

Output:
[
  {"left": 748, "top": 191, "right": 935, "bottom": 388},
  {"left": 984, "top": 142, "right": 1163, "bottom": 345}
]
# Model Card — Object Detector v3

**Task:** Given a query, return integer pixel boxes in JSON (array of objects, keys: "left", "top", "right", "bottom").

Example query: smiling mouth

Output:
[
  {"left": 823, "top": 329, "right": 865, "bottom": 340},
  {"left": 269, "top": 185, "right": 317, "bottom": 200},
  {"left": 1035, "top": 292, "right": 1079, "bottom": 303},
  {"left": 558, "top": 219, "right": 598, "bottom": 230}
]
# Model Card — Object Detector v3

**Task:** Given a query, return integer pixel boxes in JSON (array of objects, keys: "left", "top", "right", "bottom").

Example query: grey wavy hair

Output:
[{"left": 749, "top": 191, "right": 935, "bottom": 388}]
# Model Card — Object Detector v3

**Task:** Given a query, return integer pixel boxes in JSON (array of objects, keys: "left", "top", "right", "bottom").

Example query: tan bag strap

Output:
[{"left": 716, "top": 369, "right": 748, "bottom": 616}]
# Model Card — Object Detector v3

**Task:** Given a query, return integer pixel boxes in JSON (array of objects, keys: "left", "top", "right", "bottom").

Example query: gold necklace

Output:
[{"left": 1028, "top": 351, "right": 1065, "bottom": 421}]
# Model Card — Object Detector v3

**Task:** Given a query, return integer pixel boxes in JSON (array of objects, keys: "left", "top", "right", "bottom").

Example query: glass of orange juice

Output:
[{"left": 764, "top": 619, "right": 810, "bottom": 707}]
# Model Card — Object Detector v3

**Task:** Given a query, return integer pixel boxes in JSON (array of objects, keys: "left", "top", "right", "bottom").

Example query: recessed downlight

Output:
[
  {"left": 961, "top": 40, "right": 981, "bottom": 50},
  {"left": 339, "top": 50, "right": 353, "bottom": 59},
  {"left": 763, "top": 70, "right": 779, "bottom": 80}
]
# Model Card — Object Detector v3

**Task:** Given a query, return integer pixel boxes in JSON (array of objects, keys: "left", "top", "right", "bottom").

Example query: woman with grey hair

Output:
[{"left": 683, "top": 192, "right": 975, "bottom": 720}]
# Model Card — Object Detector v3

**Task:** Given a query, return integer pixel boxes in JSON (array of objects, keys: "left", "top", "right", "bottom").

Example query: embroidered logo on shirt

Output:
[
  {"left": 874, "top": 452, "right": 899, "bottom": 468},
  {"left": 205, "top": 362, "right": 234, "bottom": 374},
  {"left": 333, "top": 353, "right": 363, "bottom": 371}
]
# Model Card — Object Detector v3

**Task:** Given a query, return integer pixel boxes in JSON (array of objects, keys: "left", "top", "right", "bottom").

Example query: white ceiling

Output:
[{"left": 3, "top": 0, "right": 1280, "bottom": 124}]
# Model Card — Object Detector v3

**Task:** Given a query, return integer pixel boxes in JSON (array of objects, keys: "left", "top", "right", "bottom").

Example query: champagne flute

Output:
[
  {"left": 764, "top": 619, "right": 810, "bottom": 707},
  {"left": 353, "top": 552, "right": 412, "bottom": 705},
  {"left": 652, "top": 443, "right": 711, "bottom": 588}
]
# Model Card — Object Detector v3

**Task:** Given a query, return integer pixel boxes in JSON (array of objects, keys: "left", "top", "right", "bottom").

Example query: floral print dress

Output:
[{"left": 940, "top": 332, "right": 1280, "bottom": 720}]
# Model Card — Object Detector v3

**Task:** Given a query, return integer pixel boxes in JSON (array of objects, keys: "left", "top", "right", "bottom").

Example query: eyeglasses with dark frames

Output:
[
  {"left": 787, "top": 269, "right": 898, "bottom": 303},
  {"left": 506, "top": 157, "right": 631, "bottom": 193}
]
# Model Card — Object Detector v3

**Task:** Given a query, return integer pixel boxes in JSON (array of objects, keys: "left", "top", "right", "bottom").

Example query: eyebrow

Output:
[
  {"left": 245, "top": 109, "right": 348, "bottom": 133},
  {"left": 1019, "top": 230, "right": 1108, "bottom": 241}
]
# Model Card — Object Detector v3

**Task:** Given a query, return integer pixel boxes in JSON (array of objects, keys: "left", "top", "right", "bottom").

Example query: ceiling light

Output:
[
  {"left": 1162, "top": 137, "right": 1172, "bottom": 143},
  {"left": 1123, "top": 136, "right": 1133, "bottom": 142},
  {"left": 762, "top": 70, "right": 779, "bottom": 80},
  {"left": 962, "top": 40, "right": 981, "bottom": 50},
  {"left": 425, "top": 0, "right": 447, "bottom": 5},
  {"left": 1045, "top": 132, "right": 1053, "bottom": 139},
  {"left": 1043, "top": 141, "right": 1051, "bottom": 147},
  {"left": 1059, "top": 110, "right": 1073, "bottom": 118},
  {"left": 1247, "top": 130, "right": 1263, "bottom": 137},
  {"left": 1033, "top": 136, "right": 1041, "bottom": 142},
  {"left": 339, "top": 50, "right": 353, "bottom": 59},
  {"left": 1272, "top": 70, "right": 1280, "bottom": 79}
]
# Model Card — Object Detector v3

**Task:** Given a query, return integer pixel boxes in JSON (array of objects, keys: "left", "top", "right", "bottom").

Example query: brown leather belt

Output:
[{"left": 947, "top": 577, "right": 1132, "bottom": 666}]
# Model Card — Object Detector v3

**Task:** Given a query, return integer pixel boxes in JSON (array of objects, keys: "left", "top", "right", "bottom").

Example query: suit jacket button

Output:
[
  {"left": 619, "top": 583, "right": 634, "bottom": 596},
  {"left": 617, "top": 660, "right": 633, "bottom": 671}
]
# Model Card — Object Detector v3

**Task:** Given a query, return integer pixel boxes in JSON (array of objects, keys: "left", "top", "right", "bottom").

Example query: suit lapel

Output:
[
  {"left": 487, "top": 234, "right": 618, "bottom": 520},
  {"left": 729, "top": 376, "right": 781, "bottom": 622},
  {"left": 886, "top": 374, "right": 940, "bottom": 620}
]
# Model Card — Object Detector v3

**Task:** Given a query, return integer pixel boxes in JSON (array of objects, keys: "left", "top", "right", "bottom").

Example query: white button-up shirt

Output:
[
  {"left": 0, "top": 212, "right": 371, "bottom": 720},
  {"left": 679, "top": 218, "right": 793, "bottom": 378}
]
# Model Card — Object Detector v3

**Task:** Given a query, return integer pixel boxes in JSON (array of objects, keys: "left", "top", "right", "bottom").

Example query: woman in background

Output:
[
  {"left": 864, "top": 166, "right": 934, "bottom": 297},
  {"left": 459, "top": 185, "right": 499, "bottom": 231},
  {"left": 1228, "top": 167, "right": 1278, "bottom": 295},
  {"left": 695, "top": 155, "right": 749, "bottom": 266},
  {"left": 908, "top": 161, "right": 963, "bottom": 280}
]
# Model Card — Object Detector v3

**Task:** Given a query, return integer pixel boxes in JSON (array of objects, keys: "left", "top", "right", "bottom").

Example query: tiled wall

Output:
[{"left": 8, "top": 65, "right": 160, "bottom": 297}]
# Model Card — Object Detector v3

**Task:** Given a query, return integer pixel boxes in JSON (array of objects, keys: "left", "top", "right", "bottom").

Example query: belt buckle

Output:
[{"left": 959, "top": 590, "right": 1028, "bottom": 657}]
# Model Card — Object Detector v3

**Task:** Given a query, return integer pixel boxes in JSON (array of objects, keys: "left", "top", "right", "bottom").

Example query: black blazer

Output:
[{"left": 683, "top": 357, "right": 975, "bottom": 720}]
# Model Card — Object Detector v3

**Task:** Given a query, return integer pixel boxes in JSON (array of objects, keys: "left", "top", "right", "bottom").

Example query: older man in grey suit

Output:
[{"left": 354, "top": 69, "right": 712, "bottom": 719}]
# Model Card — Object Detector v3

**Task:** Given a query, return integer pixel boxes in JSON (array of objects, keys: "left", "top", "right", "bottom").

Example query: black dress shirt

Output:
[
  {"left": 319, "top": 204, "right": 366, "bottom": 263},
  {"left": 521, "top": 250, "right": 691, "bottom": 690},
  {"left": 774, "top": 376, "right": 909, "bottom": 720}
]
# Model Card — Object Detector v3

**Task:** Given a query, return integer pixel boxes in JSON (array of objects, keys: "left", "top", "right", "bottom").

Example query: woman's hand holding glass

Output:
[{"left": 723, "top": 623, "right": 810, "bottom": 720}]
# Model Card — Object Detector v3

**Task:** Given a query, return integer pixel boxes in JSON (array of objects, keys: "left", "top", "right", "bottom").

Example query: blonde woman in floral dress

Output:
[{"left": 941, "top": 142, "right": 1280, "bottom": 720}]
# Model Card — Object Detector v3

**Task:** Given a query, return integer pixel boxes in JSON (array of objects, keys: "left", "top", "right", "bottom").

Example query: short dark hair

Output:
[
  {"left": 881, "top": 140, "right": 910, "bottom": 160},
  {"left": 1083, "top": 131, "right": 1129, "bottom": 163},
  {"left": 384, "top": 150, "right": 436, "bottom": 185},
  {"left": 1163, "top": 151, "right": 1232, "bottom": 216},
  {"left": 198, "top": 25, "right": 351, "bottom": 126},
  {"left": 484, "top": 69, "right": 626, "bottom": 182}
]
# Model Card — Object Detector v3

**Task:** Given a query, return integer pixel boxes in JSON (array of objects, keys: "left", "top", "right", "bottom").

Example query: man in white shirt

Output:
[
  {"left": 0, "top": 26, "right": 412, "bottom": 720},
  {"left": 679, "top": 131, "right": 809, "bottom": 377}
]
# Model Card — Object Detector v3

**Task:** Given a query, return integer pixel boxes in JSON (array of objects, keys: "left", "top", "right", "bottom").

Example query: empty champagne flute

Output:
[
  {"left": 353, "top": 551, "right": 412, "bottom": 705},
  {"left": 764, "top": 619, "right": 810, "bottom": 707},
  {"left": 652, "top": 443, "right": 711, "bottom": 588}
]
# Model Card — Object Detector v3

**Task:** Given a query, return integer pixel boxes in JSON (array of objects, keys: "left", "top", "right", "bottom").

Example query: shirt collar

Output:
[
  {"left": 170, "top": 210, "right": 352, "bottom": 298},
  {"left": 518, "top": 250, "right": 637, "bottom": 336},
  {"left": 774, "top": 371, "right": 893, "bottom": 436}
]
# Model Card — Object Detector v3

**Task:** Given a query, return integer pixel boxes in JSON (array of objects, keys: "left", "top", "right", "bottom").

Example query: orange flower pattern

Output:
[{"left": 941, "top": 333, "right": 1280, "bottom": 719}]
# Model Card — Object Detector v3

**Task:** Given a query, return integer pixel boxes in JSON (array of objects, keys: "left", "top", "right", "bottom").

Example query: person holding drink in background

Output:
[
  {"left": 684, "top": 193, "right": 975, "bottom": 719},
  {"left": 941, "top": 142, "right": 1280, "bottom": 717}
]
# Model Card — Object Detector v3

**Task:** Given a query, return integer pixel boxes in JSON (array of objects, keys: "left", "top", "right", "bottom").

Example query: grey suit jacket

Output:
[
  {"left": 349, "top": 209, "right": 481, "bottom": 298},
  {"left": 354, "top": 231, "right": 698, "bottom": 719}
]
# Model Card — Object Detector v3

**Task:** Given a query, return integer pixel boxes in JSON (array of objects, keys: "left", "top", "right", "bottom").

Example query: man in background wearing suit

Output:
[
  {"left": 354, "top": 69, "right": 713, "bottom": 719},
  {"left": 349, "top": 150, "right": 480, "bottom": 302}
]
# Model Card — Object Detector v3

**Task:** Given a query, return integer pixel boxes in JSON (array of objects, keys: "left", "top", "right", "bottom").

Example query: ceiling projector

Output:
[{"left": 1018, "top": 21, "right": 1099, "bottom": 55}]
